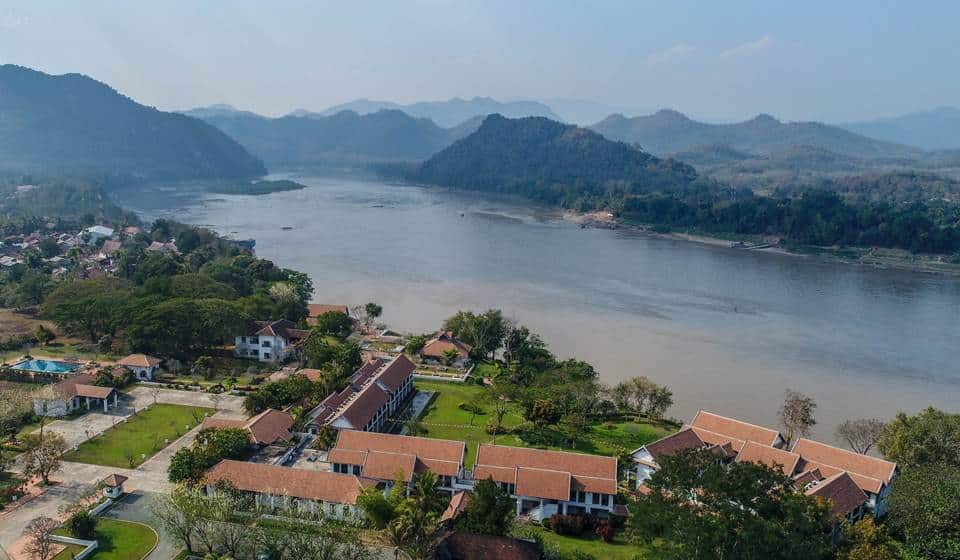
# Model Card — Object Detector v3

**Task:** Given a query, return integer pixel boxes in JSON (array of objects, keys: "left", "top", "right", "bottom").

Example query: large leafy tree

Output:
[
  {"left": 455, "top": 478, "right": 515, "bottom": 536},
  {"left": 887, "top": 463, "right": 960, "bottom": 559},
  {"left": 879, "top": 407, "right": 960, "bottom": 467},
  {"left": 442, "top": 309, "right": 508, "bottom": 359},
  {"left": 628, "top": 448, "right": 833, "bottom": 560}
]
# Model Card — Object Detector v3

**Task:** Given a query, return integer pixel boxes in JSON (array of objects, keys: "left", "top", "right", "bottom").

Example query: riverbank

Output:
[{"left": 564, "top": 209, "right": 960, "bottom": 276}]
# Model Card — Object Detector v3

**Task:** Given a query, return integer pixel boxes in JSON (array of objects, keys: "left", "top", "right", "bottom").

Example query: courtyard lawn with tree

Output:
[
  {"left": 415, "top": 380, "right": 673, "bottom": 467},
  {"left": 63, "top": 404, "right": 213, "bottom": 468}
]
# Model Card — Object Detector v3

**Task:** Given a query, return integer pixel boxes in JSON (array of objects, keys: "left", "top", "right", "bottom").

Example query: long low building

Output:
[
  {"left": 474, "top": 444, "right": 619, "bottom": 521},
  {"left": 328, "top": 430, "right": 467, "bottom": 493},
  {"left": 631, "top": 410, "right": 897, "bottom": 521},
  {"left": 306, "top": 354, "right": 415, "bottom": 433},
  {"left": 204, "top": 459, "right": 372, "bottom": 521}
]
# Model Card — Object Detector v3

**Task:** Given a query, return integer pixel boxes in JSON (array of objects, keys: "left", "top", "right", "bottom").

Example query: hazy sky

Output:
[{"left": 1, "top": 1, "right": 957, "bottom": 122}]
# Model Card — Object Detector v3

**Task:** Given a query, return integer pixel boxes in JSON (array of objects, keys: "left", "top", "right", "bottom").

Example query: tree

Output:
[
  {"left": 887, "top": 462, "right": 960, "bottom": 559},
  {"left": 442, "top": 309, "right": 507, "bottom": 359},
  {"left": 23, "top": 516, "right": 60, "bottom": 560},
  {"left": 879, "top": 407, "right": 960, "bottom": 467},
  {"left": 608, "top": 381, "right": 632, "bottom": 412},
  {"left": 528, "top": 399, "right": 560, "bottom": 441},
  {"left": 312, "top": 311, "right": 354, "bottom": 339},
  {"left": 151, "top": 485, "right": 210, "bottom": 553},
  {"left": 559, "top": 413, "right": 590, "bottom": 448},
  {"left": 441, "top": 348, "right": 460, "bottom": 366},
  {"left": 837, "top": 517, "right": 903, "bottom": 560},
  {"left": 67, "top": 510, "right": 98, "bottom": 539},
  {"left": 33, "top": 325, "right": 55, "bottom": 346},
  {"left": 835, "top": 418, "right": 886, "bottom": 455},
  {"left": 488, "top": 384, "right": 513, "bottom": 445},
  {"left": 456, "top": 478, "right": 515, "bottom": 536},
  {"left": 778, "top": 389, "right": 817, "bottom": 447},
  {"left": 646, "top": 386, "right": 674, "bottom": 420},
  {"left": 313, "top": 424, "right": 336, "bottom": 450},
  {"left": 21, "top": 432, "right": 66, "bottom": 485},
  {"left": 628, "top": 448, "right": 833, "bottom": 560},
  {"left": 361, "top": 302, "right": 383, "bottom": 329},
  {"left": 404, "top": 334, "right": 428, "bottom": 355}
]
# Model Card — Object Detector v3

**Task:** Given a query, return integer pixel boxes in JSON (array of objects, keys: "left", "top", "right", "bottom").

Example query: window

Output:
[
  {"left": 250, "top": 350, "right": 259, "bottom": 357},
  {"left": 240, "top": 336, "right": 246, "bottom": 343},
  {"left": 261, "top": 340, "right": 272, "bottom": 348},
  {"left": 263, "top": 353, "right": 271, "bottom": 360}
]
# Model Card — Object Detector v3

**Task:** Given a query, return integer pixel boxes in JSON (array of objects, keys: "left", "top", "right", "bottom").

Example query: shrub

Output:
[
  {"left": 458, "top": 401, "right": 483, "bottom": 415},
  {"left": 549, "top": 514, "right": 586, "bottom": 536},
  {"left": 594, "top": 521, "right": 615, "bottom": 542},
  {"left": 68, "top": 510, "right": 97, "bottom": 539}
]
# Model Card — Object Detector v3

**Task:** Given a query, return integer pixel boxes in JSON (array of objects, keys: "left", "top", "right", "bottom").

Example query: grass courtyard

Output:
[
  {"left": 63, "top": 403, "right": 213, "bottom": 468},
  {"left": 524, "top": 526, "right": 656, "bottom": 560},
  {"left": 414, "top": 380, "right": 674, "bottom": 468},
  {"left": 54, "top": 519, "right": 158, "bottom": 560}
]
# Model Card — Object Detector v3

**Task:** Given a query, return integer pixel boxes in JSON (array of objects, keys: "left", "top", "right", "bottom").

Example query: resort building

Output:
[
  {"left": 306, "top": 354, "right": 415, "bottom": 433},
  {"left": 204, "top": 459, "right": 370, "bottom": 521},
  {"left": 82, "top": 225, "right": 115, "bottom": 244},
  {"left": 328, "top": 430, "right": 467, "bottom": 493},
  {"left": 33, "top": 372, "right": 118, "bottom": 416},
  {"left": 473, "top": 444, "right": 619, "bottom": 521},
  {"left": 420, "top": 331, "right": 472, "bottom": 366},
  {"left": 234, "top": 319, "right": 309, "bottom": 363},
  {"left": 116, "top": 353, "right": 162, "bottom": 381},
  {"left": 201, "top": 409, "right": 294, "bottom": 447},
  {"left": 630, "top": 410, "right": 898, "bottom": 521},
  {"left": 306, "top": 303, "right": 350, "bottom": 324}
]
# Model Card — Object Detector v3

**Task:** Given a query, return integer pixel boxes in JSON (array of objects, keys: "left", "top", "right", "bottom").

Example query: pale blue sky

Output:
[{"left": 1, "top": 1, "right": 957, "bottom": 122}]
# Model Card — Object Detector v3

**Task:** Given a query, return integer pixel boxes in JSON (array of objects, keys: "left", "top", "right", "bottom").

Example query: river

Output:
[{"left": 115, "top": 174, "right": 960, "bottom": 442}]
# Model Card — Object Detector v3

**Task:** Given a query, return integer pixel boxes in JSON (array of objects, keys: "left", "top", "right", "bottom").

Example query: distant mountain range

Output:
[
  {"left": 311, "top": 96, "right": 561, "bottom": 127},
  {"left": 409, "top": 114, "right": 698, "bottom": 203},
  {"left": 189, "top": 108, "right": 477, "bottom": 168},
  {"left": 591, "top": 110, "right": 920, "bottom": 159},
  {"left": 0, "top": 65, "right": 265, "bottom": 180},
  {"left": 840, "top": 107, "right": 960, "bottom": 151}
]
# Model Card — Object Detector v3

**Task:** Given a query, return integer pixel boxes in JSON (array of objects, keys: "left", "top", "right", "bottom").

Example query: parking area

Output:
[{"left": 287, "top": 449, "right": 331, "bottom": 471}]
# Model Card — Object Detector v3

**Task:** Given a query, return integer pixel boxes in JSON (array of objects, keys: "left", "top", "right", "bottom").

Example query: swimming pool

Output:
[{"left": 10, "top": 358, "right": 80, "bottom": 373}]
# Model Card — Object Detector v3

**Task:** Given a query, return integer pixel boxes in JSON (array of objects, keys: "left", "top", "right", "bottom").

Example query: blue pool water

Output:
[{"left": 11, "top": 358, "right": 80, "bottom": 373}]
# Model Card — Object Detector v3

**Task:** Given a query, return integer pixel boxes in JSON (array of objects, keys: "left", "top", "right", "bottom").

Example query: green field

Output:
[
  {"left": 526, "top": 526, "right": 655, "bottom": 560},
  {"left": 414, "top": 380, "right": 673, "bottom": 468},
  {"left": 63, "top": 404, "right": 212, "bottom": 467},
  {"left": 54, "top": 519, "right": 158, "bottom": 560}
]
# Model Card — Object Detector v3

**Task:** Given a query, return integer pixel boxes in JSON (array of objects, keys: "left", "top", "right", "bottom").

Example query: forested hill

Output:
[
  {"left": 409, "top": 114, "right": 699, "bottom": 206},
  {"left": 194, "top": 109, "right": 473, "bottom": 169},
  {"left": 0, "top": 65, "right": 265, "bottom": 180},
  {"left": 591, "top": 110, "right": 920, "bottom": 159}
]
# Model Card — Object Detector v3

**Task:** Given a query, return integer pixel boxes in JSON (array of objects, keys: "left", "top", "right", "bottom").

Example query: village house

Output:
[
  {"left": 201, "top": 409, "right": 294, "bottom": 447},
  {"left": 116, "top": 353, "right": 162, "bottom": 381},
  {"left": 327, "top": 430, "right": 467, "bottom": 494},
  {"left": 82, "top": 225, "right": 115, "bottom": 245},
  {"left": 234, "top": 319, "right": 309, "bottom": 363},
  {"left": 204, "top": 459, "right": 371, "bottom": 521},
  {"left": 146, "top": 240, "right": 179, "bottom": 254},
  {"left": 421, "top": 331, "right": 472, "bottom": 366},
  {"left": 33, "top": 372, "right": 119, "bottom": 416},
  {"left": 473, "top": 444, "right": 620, "bottom": 521},
  {"left": 630, "top": 410, "right": 897, "bottom": 521},
  {"left": 306, "top": 354, "right": 415, "bottom": 433},
  {"left": 306, "top": 303, "right": 350, "bottom": 325}
]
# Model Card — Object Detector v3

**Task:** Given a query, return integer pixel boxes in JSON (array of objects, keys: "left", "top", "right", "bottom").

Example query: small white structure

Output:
[
  {"left": 34, "top": 373, "right": 118, "bottom": 416},
  {"left": 116, "top": 353, "right": 162, "bottom": 380},
  {"left": 101, "top": 474, "right": 128, "bottom": 499},
  {"left": 82, "top": 225, "right": 115, "bottom": 245},
  {"left": 234, "top": 320, "right": 309, "bottom": 363}
]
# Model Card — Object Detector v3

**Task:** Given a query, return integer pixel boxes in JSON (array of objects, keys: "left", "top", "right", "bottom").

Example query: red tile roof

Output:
[
  {"left": 362, "top": 450, "right": 418, "bottom": 482},
  {"left": 102, "top": 474, "right": 128, "bottom": 487},
  {"left": 376, "top": 354, "right": 415, "bottom": 392},
  {"left": 690, "top": 410, "right": 784, "bottom": 447},
  {"left": 307, "top": 304, "right": 349, "bottom": 318},
  {"left": 805, "top": 471, "right": 868, "bottom": 518},
  {"left": 735, "top": 441, "right": 802, "bottom": 476},
  {"left": 252, "top": 319, "right": 309, "bottom": 341},
  {"left": 476, "top": 445, "right": 617, "bottom": 497},
  {"left": 441, "top": 491, "right": 471, "bottom": 523},
  {"left": 792, "top": 438, "right": 896, "bottom": 494},
  {"left": 204, "top": 460, "right": 370, "bottom": 505},
  {"left": 202, "top": 409, "right": 293, "bottom": 445},
  {"left": 643, "top": 428, "right": 706, "bottom": 462},
  {"left": 117, "top": 354, "right": 161, "bottom": 368},
  {"left": 516, "top": 467, "right": 571, "bottom": 501},
  {"left": 331, "top": 431, "right": 465, "bottom": 478},
  {"left": 422, "top": 331, "right": 472, "bottom": 359}
]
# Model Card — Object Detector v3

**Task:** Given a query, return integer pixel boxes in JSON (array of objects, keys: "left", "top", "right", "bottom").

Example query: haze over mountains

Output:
[
  {"left": 310, "top": 96, "right": 561, "bottom": 127},
  {"left": 0, "top": 65, "right": 265, "bottom": 180},
  {"left": 840, "top": 107, "right": 960, "bottom": 151}
]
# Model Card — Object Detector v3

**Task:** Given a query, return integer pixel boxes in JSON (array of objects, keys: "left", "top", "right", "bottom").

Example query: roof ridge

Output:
[
  {"left": 794, "top": 438, "right": 897, "bottom": 468},
  {"left": 695, "top": 410, "right": 782, "bottom": 439}
]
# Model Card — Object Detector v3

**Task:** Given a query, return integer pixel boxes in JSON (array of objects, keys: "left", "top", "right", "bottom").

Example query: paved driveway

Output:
[{"left": 126, "top": 386, "right": 246, "bottom": 416}]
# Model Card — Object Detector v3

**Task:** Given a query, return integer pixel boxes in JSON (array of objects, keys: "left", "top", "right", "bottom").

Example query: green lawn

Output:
[
  {"left": 63, "top": 404, "right": 212, "bottom": 468},
  {"left": 54, "top": 519, "right": 158, "bottom": 560},
  {"left": 0, "top": 472, "right": 24, "bottom": 506},
  {"left": 414, "top": 380, "right": 673, "bottom": 468},
  {"left": 527, "top": 527, "right": 655, "bottom": 560}
]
